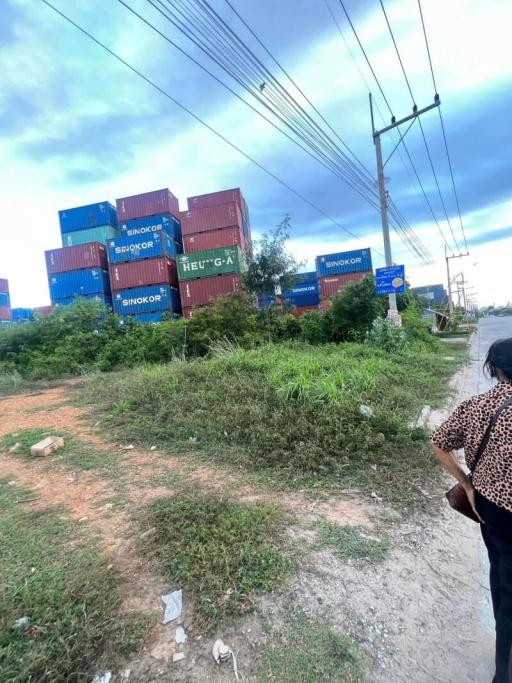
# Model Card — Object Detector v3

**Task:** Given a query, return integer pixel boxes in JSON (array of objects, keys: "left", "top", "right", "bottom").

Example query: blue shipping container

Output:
[
  {"left": 62, "top": 225, "right": 119, "bottom": 247},
  {"left": 12, "top": 307, "right": 34, "bottom": 322},
  {"left": 293, "top": 271, "right": 318, "bottom": 285},
  {"left": 0, "top": 292, "right": 10, "bottom": 307},
  {"left": 258, "top": 294, "right": 277, "bottom": 308},
  {"left": 53, "top": 294, "right": 113, "bottom": 308},
  {"left": 49, "top": 268, "right": 111, "bottom": 302},
  {"left": 113, "top": 285, "right": 181, "bottom": 316},
  {"left": 120, "top": 213, "right": 182, "bottom": 243},
  {"left": 282, "top": 283, "right": 320, "bottom": 307},
  {"left": 59, "top": 201, "right": 118, "bottom": 233},
  {"left": 122, "top": 312, "right": 175, "bottom": 325},
  {"left": 316, "top": 248, "right": 372, "bottom": 278},
  {"left": 107, "top": 230, "right": 182, "bottom": 264}
]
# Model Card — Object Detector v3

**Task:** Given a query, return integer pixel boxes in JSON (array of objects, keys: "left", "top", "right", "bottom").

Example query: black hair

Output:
[{"left": 484, "top": 339, "right": 512, "bottom": 382}]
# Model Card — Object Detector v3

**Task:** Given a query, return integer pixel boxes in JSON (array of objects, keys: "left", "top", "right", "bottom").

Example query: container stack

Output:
[
  {"left": 59, "top": 201, "right": 118, "bottom": 247},
  {"left": 177, "top": 246, "right": 247, "bottom": 318},
  {"left": 33, "top": 305, "right": 53, "bottom": 317},
  {"left": 182, "top": 188, "right": 250, "bottom": 254},
  {"left": 111, "top": 189, "right": 182, "bottom": 322},
  {"left": 281, "top": 271, "right": 320, "bottom": 316},
  {"left": 46, "top": 242, "right": 112, "bottom": 308},
  {"left": 0, "top": 278, "right": 12, "bottom": 325},
  {"left": 316, "top": 248, "right": 373, "bottom": 310}
]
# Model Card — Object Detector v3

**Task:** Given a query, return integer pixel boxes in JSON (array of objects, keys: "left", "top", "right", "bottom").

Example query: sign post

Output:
[{"left": 375, "top": 265, "right": 406, "bottom": 325}]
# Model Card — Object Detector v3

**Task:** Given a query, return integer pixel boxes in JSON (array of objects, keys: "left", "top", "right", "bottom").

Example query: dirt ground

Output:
[{"left": 0, "top": 320, "right": 506, "bottom": 682}]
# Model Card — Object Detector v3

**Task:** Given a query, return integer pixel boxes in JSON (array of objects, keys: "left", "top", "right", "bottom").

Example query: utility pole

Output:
[
  {"left": 370, "top": 94, "right": 440, "bottom": 320},
  {"left": 445, "top": 246, "right": 469, "bottom": 319}
]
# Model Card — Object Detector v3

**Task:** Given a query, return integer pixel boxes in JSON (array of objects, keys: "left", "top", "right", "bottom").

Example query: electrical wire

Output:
[
  {"left": 38, "top": 0, "right": 372, "bottom": 248},
  {"left": 417, "top": 0, "right": 468, "bottom": 252},
  {"left": 379, "top": 0, "right": 460, "bottom": 252}
]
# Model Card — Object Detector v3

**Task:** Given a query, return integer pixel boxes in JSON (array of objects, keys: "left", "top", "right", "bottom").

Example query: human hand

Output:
[{"left": 463, "top": 482, "right": 484, "bottom": 524}]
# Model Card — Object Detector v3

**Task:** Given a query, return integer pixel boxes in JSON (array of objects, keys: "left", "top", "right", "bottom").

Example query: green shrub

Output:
[{"left": 367, "top": 317, "right": 407, "bottom": 353}]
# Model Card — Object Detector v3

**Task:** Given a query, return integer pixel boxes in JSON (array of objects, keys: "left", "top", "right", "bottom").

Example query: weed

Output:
[
  {"left": 257, "top": 613, "right": 363, "bottom": 682},
  {"left": 315, "top": 522, "right": 390, "bottom": 562},
  {"left": 143, "top": 491, "right": 291, "bottom": 630},
  {"left": 80, "top": 342, "right": 466, "bottom": 507},
  {"left": 0, "top": 479, "right": 149, "bottom": 682}
]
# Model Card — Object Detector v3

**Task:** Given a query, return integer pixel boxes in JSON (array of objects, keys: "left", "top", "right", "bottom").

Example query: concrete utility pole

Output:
[
  {"left": 370, "top": 94, "right": 440, "bottom": 319},
  {"left": 445, "top": 246, "right": 469, "bottom": 318}
]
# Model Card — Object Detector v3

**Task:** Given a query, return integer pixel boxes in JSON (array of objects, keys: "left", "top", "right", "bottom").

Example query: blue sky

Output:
[{"left": 1, "top": 0, "right": 511, "bottom": 306}]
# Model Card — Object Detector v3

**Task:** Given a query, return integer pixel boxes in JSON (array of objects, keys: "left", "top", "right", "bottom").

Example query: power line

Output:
[
  {"left": 322, "top": 0, "right": 431, "bottom": 262},
  {"left": 332, "top": 0, "right": 450, "bottom": 255},
  {"left": 38, "top": 0, "right": 370, "bottom": 248},
  {"left": 378, "top": 0, "right": 460, "bottom": 252},
  {"left": 417, "top": 0, "right": 468, "bottom": 252}
]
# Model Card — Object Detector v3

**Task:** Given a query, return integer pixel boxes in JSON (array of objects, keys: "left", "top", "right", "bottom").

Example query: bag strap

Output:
[{"left": 472, "top": 395, "right": 512, "bottom": 474}]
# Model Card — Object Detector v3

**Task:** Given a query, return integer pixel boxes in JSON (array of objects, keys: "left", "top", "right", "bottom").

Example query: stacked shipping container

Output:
[
  {"left": 0, "top": 278, "right": 12, "bottom": 324},
  {"left": 281, "top": 271, "right": 320, "bottom": 315},
  {"left": 179, "top": 188, "right": 250, "bottom": 316},
  {"left": 111, "top": 189, "right": 182, "bottom": 322},
  {"left": 315, "top": 248, "right": 373, "bottom": 308}
]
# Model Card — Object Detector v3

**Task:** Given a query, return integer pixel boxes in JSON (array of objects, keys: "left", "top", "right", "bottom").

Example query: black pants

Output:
[{"left": 476, "top": 490, "right": 512, "bottom": 683}]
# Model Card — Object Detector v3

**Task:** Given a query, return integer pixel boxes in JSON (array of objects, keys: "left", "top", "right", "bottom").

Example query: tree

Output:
[
  {"left": 326, "top": 275, "right": 381, "bottom": 342},
  {"left": 243, "top": 215, "right": 302, "bottom": 297}
]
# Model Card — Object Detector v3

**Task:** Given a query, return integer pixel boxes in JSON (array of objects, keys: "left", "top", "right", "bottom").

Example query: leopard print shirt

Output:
[{"left": 431, "top": 381, "right": 512, "bottom": 512}]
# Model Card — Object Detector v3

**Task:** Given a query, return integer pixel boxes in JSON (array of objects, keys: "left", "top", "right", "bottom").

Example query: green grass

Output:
[
  {"left": 0, "top": 429, "right": 122, "bottom": 477},
  {"left": 315, "top": 523, "right": 390, "bottom": 563},
  {"left": 143, "top": 491, "right": 291, "bottom": 630},
  {"left": 0, "top": 479, "right": 149, "bottom": 682},
  {"left": 257, "top": 614, "right": 363, "bottom": 682},
  {"left": 0, "top": 370, "right": 58, "bottom": 398},
  {"left": 79, "top": 342, "right": 466, "bottom": 507}
]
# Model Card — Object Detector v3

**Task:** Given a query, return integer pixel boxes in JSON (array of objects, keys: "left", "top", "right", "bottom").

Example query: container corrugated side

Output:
[
  {"left": 315, "top": 248, "right": 373, "bottom": 277},
  {"left": 113, "top": 284, "right": 181, "bottom": 315},
  {"left": 179, "top": 274, "right": 242, "bottom": 307},
  {"left": 120, "top": 212, "right": 182, "bottom": 243},
  {"left": 121, "top": 311, "right": 173, "bottom": 324},
  {"left": 46, "top": 242, "right": 108, "bottom": 274},
  {"left": 183, "top": 226, "right": 245, "bottom": 253},
  {"left": 107, "top": 230, "right": 181, "bottom": 264},
  {"left": 62, "top": 225, "right": 119, "bottom": 247},
  {"left": 0, "top": 306, "right": 12, "bottom": 320},
  {"left": 0, "top": 292, "right": 11, "bottom": 308},
  {"left": 116, "top": 188, "right": 179, "bottom": 221},
  {"left": 318, "top": 271, "right": 371, "bottom": 300},
  {"left": 109, "top": 258, "right": 178, "bottom": 290},
  {"left": 289, "top": 304, "right": 320, "bottom": 317},
  {"left": 186, "top": 188, "right": 247, "bottom": 217},
  {"left": 293, "top": 271, "right": 318, "bottom": 285},
  {"left": 180, "top": 203, "right": 243, "bottom": 236},
  {"left": 12, "top": 308, "right": 34, "bottom": 322},
  {"left": 0, "top": 278, "right": 9, "bottom": 294},
  {"left": 53, "top": 294, "right": 113, "bottom": 308},
  {"left": 33, "top": 305, "right": 53, "bottom": 317},
  {"left": 282, "top": 283, "right": 320, "bottom": 307},
  {"left": 59, "top": 202, "right": 117, "bottom": 233},
  {"left": 177, "top": 246, "right": 247, "bottom": 281},
  {"left": 48, "top": 268, "right": 111, "bottom": 301}
]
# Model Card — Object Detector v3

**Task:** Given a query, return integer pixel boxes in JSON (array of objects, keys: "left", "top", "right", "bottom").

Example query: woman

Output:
[{"left": 431, "top": 338, "right": 512, "bottom": 683}]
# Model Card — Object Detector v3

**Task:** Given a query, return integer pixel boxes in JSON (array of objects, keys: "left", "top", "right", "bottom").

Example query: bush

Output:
[{"left": 367, "top": 317, "right": 407, "bottom": 353}]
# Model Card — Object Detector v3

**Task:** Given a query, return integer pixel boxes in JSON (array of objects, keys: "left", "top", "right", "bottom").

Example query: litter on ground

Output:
[{"left": 161, "top": 589, "right": 182, "bottom": 624}]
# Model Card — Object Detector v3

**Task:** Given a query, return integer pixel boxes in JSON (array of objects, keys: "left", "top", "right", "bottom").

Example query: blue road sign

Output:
[{"left": 375, "top": 265, "right": 406, "bottom": 295}]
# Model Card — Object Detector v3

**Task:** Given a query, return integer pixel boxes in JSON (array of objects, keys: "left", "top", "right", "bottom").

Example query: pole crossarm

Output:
[
  {"left": 373, "top": 98, "right": 440, "bottom": 137},
  {"left": 383, "top": 116, "right": 417, "bottom": 168}
]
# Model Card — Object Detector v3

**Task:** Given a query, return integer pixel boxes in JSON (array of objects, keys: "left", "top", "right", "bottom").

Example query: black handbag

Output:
[{"left": 445, "top": 396, "right": 512, "bottom": 522}]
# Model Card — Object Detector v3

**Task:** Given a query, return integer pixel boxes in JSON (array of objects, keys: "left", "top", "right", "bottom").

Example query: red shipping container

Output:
[
  {"left": 289, "top": 304, "right": 320, "bottom": 317},
  {"left": 0, "top": 306, "right": 12, "bottom": 320},
  {"left": 45, "top": 242, "right": 108, "bottom": 275},
  {"left": 0, "top": 278, "right": 9, "bottom": 294},
  {"left": 116, "top": 188, "right": 179, "bottom": 221},
  {"left": 179, "top": 274, "right": 242, "bottom": 307},
  {"left": 319, "top": 300, "right": 330, "bottom": 312},
  {"left": 318, "top": 271, "right": 371, "bottom": 300},
  {"left": 34, "top": 305, "right": 53, "bottom": 316},
  {"left": 187, "top": 188, "right": 247, "bottom": 217},
  {"left": 180, "top": 203, "right": 243, "bottom": 237},
  {"left": 109, "top": 257, "right": 178, "bottom": 291},
  {"left": 183, "top": 226, "right": 245, "bottom": 253}
]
